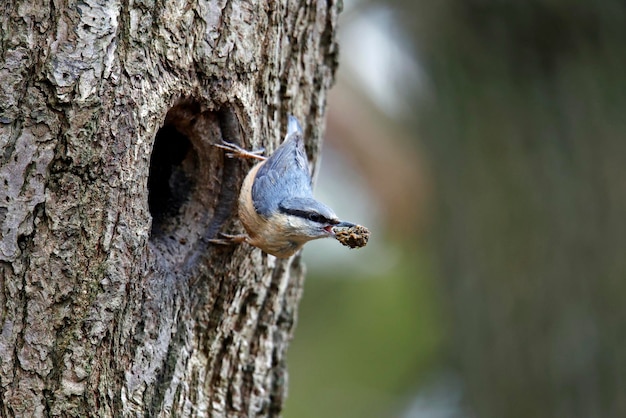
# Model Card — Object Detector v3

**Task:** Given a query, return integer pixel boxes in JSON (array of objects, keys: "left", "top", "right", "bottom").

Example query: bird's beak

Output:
[
  {"left": 335, "top": 221, "right": 356, "bottom": 228},
  {"left": 327, "top": 221, "right": 355, "bottom": 236}
]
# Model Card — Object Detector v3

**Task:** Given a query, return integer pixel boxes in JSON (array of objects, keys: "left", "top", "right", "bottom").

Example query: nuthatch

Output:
[{"left": 215, "top": 116, "right": 360, "bottom": 258}]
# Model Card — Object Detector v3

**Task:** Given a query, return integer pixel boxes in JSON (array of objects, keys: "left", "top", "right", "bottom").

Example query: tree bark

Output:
[{"left": 0, "top": 0, "right": 340, "bottom": 416}]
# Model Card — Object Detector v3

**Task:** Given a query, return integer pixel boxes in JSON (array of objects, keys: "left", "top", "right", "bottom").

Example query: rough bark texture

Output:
[{"left": 0, "top": 0, "right": 339, "bottom": 416}]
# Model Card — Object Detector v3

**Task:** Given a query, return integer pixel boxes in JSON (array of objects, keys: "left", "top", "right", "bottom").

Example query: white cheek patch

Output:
[{"left": 285, "top": 216, "right": 308, "bottom": 232}]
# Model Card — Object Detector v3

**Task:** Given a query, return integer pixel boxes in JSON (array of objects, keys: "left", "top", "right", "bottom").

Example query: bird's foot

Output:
[
  {"left": 209, "top": 233, "right": 249, "bottom": 246},
  {"left": 214, "top": 141, "right": 266, "bottom": 161}
]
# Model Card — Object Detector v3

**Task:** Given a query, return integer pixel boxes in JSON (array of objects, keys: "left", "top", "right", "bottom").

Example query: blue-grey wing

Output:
[{"left": 252, "top": 130, "right": 313, "bottom": 217}]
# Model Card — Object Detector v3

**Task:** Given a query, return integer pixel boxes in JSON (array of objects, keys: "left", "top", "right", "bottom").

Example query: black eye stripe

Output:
[{"left": 281, "top": 207, "right": 330, "bottom": 224}]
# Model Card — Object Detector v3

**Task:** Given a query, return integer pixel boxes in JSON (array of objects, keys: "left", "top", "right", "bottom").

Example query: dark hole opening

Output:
[{"left": 148, "top": 125, "right": 196, "bottom": 236}]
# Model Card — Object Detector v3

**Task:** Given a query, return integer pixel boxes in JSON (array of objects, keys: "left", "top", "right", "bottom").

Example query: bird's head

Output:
[{"left": 275, "top": 196, "right": 355, "bottom": 242}]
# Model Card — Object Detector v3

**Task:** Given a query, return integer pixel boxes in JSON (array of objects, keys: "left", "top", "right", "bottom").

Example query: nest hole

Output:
[
  {"left": 147, "top": 102, "right": 243, "bottom": 262},
  {"left": 148, "top": 125, "right": 196, "bottom": 230}
]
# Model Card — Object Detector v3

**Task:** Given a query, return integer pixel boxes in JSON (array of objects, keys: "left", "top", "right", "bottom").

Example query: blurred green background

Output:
[{"left": 285, "top": 1, "right": 626, "bottom": 417}]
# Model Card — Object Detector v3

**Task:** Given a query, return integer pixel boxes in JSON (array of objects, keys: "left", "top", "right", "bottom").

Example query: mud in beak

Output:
[{"left": 328, "top": 221, "right": 356, "bottom": 238}]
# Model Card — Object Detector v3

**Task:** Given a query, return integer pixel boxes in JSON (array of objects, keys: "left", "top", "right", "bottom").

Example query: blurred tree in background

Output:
[
  {"left": 399, "top": 1, "right": 626, "bottom": 417},
  {"left": 288, "top": 0, "right": 626, "bottom": 417}
]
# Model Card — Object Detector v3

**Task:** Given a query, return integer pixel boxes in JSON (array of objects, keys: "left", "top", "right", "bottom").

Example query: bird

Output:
[{"left": 214, "top": 115, "right": 357, "bottom": 258}]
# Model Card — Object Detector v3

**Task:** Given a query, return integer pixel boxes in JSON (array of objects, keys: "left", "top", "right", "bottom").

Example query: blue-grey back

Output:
[{"left": 252, "top": 129, "right": 313, "bottom": 217}]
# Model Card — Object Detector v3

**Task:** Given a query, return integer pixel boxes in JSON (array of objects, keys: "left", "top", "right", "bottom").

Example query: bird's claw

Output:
[
  {"left": 214, "top": 141, "right": 266, "bottom": 161},
  {"left": 209, "top": 233, "right": 248, "bottom": 246}
]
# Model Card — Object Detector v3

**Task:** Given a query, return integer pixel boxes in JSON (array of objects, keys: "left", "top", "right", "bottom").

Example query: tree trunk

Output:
[
  {"left": 403, "top": 1, "right": 626, "bottom": 417},
  {"left": 0, "top": 1, "right": 339, "bottom": 416}
]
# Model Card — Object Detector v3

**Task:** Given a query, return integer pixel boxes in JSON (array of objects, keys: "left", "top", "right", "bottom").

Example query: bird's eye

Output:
[{"left": 308, "top": 213, "right": 324, "bottom": 223}]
